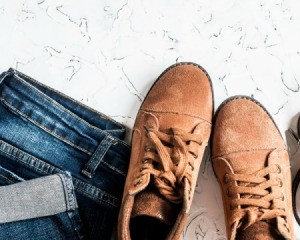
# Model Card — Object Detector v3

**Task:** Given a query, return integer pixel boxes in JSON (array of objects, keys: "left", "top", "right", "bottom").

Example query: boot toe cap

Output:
[
  {"left": 142, "top": 63, "right": 213, "bottom": 122},
  {"left": 213, "top": 97, "right": 285, "bottom": 156}
]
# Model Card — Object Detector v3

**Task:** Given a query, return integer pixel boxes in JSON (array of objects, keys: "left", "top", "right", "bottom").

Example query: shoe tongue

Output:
[
  {"left": 131, "top": 188, "right": 178, "bottom": 225},
  {"left": 236, "top": 221, "right": 284, "bottom": 240}
]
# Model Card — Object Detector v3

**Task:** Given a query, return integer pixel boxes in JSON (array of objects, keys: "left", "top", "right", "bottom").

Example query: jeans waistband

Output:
[{"left": 0, "top": 68, "right": 129, "bottom": 155}]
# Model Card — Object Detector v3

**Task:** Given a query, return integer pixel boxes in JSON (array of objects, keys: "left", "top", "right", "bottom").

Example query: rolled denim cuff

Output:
[{"left": 0, "top": 172, "right": 77, "bottom": 224}]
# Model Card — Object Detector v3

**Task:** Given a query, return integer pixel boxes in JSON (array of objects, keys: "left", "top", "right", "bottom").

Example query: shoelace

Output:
[
  {"left": 137, "top": 127, "right": 203, "bottom": 203},
  {"left": 225, "top": 164, "right": 288, "bottom": 233}
]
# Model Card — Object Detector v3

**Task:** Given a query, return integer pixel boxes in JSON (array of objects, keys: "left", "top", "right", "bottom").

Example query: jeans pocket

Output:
[{"left": 0, "top": 172, "right": 85, "bottom": 240}]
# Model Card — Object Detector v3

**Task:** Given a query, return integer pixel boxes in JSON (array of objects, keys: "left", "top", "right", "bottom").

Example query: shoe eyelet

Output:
[
  {"left": 144, "top": 145, "right": 151, "bottom": 152},
  {"left": 223, "top": 173, "right": 229, "bottom": 184},
  {"left": 134, "top": 179, "right": 142, "bottom": 187},
  {"left": 275, "top": 164, "right": 281, "bottom": 173},
  {"left": 189, "top": 163, "right": 194, "bottom": 171},
  {"left": 142, "top": 159, "right": 149, "bottom": 164},
  {"left": 193, "top": 154, "right": 198, "bottom": 159},
  {"left": 227, "top": 189, "right": 232, "bottom": 197},
  {"left": 277, "top": 178, "right": 283, "bottom": 187},
  {"left": 284, "top": 223, "right": 290, "bottom": 232},
  {"left": 281, "top": 193, "right": 285, "bottom": 201}
]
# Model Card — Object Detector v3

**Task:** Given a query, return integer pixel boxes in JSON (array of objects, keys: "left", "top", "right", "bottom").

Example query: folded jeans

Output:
[{"left": 0, "top": 69, "right": 130, "bottom": 239}]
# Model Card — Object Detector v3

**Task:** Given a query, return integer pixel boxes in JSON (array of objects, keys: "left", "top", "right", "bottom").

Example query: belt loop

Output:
[{"left": 81, "top": 135, "right": 117, "bottom": 179}]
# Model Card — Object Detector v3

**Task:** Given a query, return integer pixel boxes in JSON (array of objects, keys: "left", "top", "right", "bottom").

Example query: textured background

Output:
[{"left": 0, "top": 0, "right": 300, "bottom": 239}]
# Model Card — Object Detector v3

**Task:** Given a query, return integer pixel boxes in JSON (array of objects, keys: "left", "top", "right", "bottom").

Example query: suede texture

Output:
[
  {"left": 142, "top": 64, "right": 213, "bottom": 122},
  {"left": 213, "top": 98, "right": 285, "bottom": 157},
  {"left": 118, "top": 63, "right": 213, "bottom": 240},
  {"left": 131, "top": 188, "right": 177, "bottom": 225},
  {"left": 236, "top": 222, "right": 284, "bottom": 240},
  {"left": 212, "top": 97, "right": 294, "bottom": 240}
]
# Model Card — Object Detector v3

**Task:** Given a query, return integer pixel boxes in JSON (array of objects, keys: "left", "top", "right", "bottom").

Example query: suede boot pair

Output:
[{"left": 118, "top": 63, "right": 294, "bottom": 240}]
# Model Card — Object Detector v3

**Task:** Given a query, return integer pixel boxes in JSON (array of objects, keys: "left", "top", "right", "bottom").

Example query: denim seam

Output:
[
  {"left": 66, "top": 210, "right": 85, "bottom": 240},
  {"left": 0, "top": 166, "right": 25, "bottom": 182},
  {"left": 105, "top": 129, "right": 125, "bottom": 133},
  {"left": 0, "top": 141, "right": 119, "bottom": 207},
  {"left": 101, "top": 161, "right": 126, "bottom": 177},
  {"left": 0, "top": 98, "right": 93, "bottom": 155},
  {"left": 71, "top": 177, "right": 118, "bottom": 201},
  {"left": 0, "top": 148, "right": 54, "bottom": 175},
  {"left": 12, "top": 73, "right": 128, "bottom": 147},
  {"left": 0, "top": 174, "right": 15, "bottom": 184},
  {"left": 14, "top": 69, "right": 126, "bottom": 130},
  {"left": 58, "top": 174, "right": 70, "bottom": 211},
  {"left": 58, "top": 173, "right": 77, "bottom": 211},
  {"left": 74, "top": 185, "right": 117, "bottom": 208},
  {"left": 0, "top": 71, "right": 13, "bottom": 85}
]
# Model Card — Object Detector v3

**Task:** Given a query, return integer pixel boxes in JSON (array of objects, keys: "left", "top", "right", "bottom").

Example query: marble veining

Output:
[{"left": 0, "top": 0, "right": 300, "bottom": 239}]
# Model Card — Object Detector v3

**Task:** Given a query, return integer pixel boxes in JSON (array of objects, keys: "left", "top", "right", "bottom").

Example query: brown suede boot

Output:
[
  {"left": 212, "top": 96, "right": 294, "bottom": 240},
  {"left": 118, "top": 62, "right": 213, "bottom": 240}
]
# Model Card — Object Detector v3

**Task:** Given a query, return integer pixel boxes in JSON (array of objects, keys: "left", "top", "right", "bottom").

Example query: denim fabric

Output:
[
  {"left": 0, "top": 169, "right": 85, "bottom": 240},
  {"left": 0, "top": 69, "right": 130, "bottom": 239}
]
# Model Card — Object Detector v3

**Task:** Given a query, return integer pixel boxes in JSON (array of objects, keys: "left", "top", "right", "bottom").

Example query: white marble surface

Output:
[{"left": 1, "top": 0, "right": 300, "bottom": 239}]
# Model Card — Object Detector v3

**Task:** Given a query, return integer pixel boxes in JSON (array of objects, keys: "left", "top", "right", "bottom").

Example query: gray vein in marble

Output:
[
  {"left": 204, "top": 13, "right": 213, "bottom": 24},
  {"left": 46, "top": 5, "right": 91, "bottom": 42},
  {"left": 113, "top": 0, "right": 129, "bottom": 27},
  {"left": 37, "top": 0, "right": 46, "bottom": 5},
  {"left": 209, "top": 28, "right": 223, "bottom": 39},
  {"left": 65, "top": 57, "right": 81, "bottom": 81},
  {"left": 44, "top": 46, "right": 61, "bottom": 56},
  {"left": 15, "top": 58, "right": 36, "bottom": 70},
  {"left": 219, "top": 75, "right": 229, "bottom": 96},
  {"left": 55, "top": 5, "right": 78, "bottom": 25},
  {"left": 274, "top": 100, "right": 288, "bottom": 115},
  {"left": 163, "top": 30, "right": 179, "bottom": 44},
  {"left": 79, "top": 18, "right": 91, "bottom": 42},
  {"left": 281, "top": 69, "right": 300, "bottom": 93},
  {"left": 122, "top": 67, "right": 143, "bottom": 102},
  {"left": 142, "top": 51, "right": 156, "bottom": 60},
  {"left": 193, "top": 25, "right": 201, "bottom": 35},
  {"left": 113, "top": 57, "right": 127, "bottom": 61}
]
